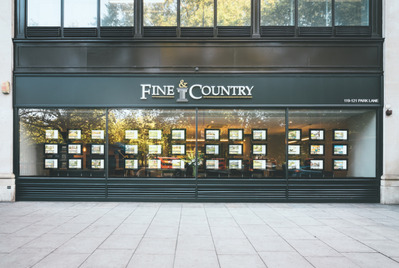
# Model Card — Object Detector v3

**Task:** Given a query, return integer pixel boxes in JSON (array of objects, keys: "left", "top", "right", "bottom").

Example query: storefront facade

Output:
[{"left": 13, "top": 0, "right": 383, "bottom": 202}]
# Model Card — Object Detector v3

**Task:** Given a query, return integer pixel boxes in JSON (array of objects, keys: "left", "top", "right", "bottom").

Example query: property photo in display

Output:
[
  {"left": 125, "top": 130, "right": 138, "bottom": 140},
  {"left": 229, "top": 144, "right": 243, "bottom": 155},
  {"left": 44, "top": 144, "right": 58, "bottom": 154},
  {"left": 91, "top": 130, "right": 104, "bottom": 139},
  {"left": 45, "top": 129, "right": 58, "bottom": 139},
  {"left": 172, "top": 159, "right": 185, "bottom": 169},
  {"left": 206, "top": 159, "right": 219, "bottom": 170},
  {"left": 333, "top": 144, "right": 348, "bottom": 155},
  {"left": 205, "top": 129, "right": 220, "bottom": 141},
  {"left": 253, "top": 159, "right": 266, "bottom": 170},
  {"left": 148, "top": 159, "right": 161, "bottom": 169},
  {"left": 310, "top": 160, "right": 324, "bottom": 170},
  {"left": 172, "top": 144, "right": 186, "bottom": 155},
  {"left": 310, "top": 145, "right": 324, "bottom": 155},
  {"left": 171, "top": 129, "right": 186, "bottom": 140},
  {"left": 288, "top": 160, "right": 300, "bottom": 170},
  {"left": 229, "top": 159, "right": 242, "bottom": 170},
  {"left": 91, "top": 144, "right": 104, "bottom": 155},
  {"left": 205, "top": 144, "right": 219, "bottom": 155},
  {"left": 288, "top": 129, "right": 301, "bottom": 140},
  {"left": 148, "top": 145, "right": 162, "bottom": 154},
  {"left": 125, "top": 159, "right": 138, "bottom": 169},
  {"left": 253, "top": 144, "right": 267, "bottom": 155},
  {"left": 334, "top": 130, "right": 348, "bottom": 141},
  {"left": 125, "top": 145, "right": 138, "bottom": 155},
  {"left": 288, "top": 145, "right": 300, "bottom": 155},
  {"left": 68, "top": 130, "right": 81, "bottom": 140},
  {"left": 310, "top": 129, "right": 324, "bottom": 140},
  {"left": 228, "top": 129, "right": 243, "bottom": 141},
  {"left": 252, "top": 129, "right": 267, "bottom": 141},
  {"left": 149, "top": 130, "right": 162, "bottom": 139},
  {"left": 44, "top": 159, "right": 58, "bottom": 169},
  {"left": 333, "top": 159, "right": 348, "bottom": 170},
  {"left": 68, "top": 159, "right": 82, "bottom": 169},
  {"left": 91, "top": 159, "right": 104, "bottom": 169},
  {"left": 68, "top": 144, "right": 82, "bottom": 154}
]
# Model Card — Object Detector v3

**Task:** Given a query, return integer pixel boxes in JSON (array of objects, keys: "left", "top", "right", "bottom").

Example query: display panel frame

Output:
[
  {"left": 333, "top": 159, "right": 348, "bottom": 171},
  {"left": 205, "top": 159, "right": 219, "bottom": 170},
  {"left": 171, "top": 144, "right": 186, "bottom": 155},
  {"left": 44, "top": 159, "right": 58, "bottom": 169},
  {"left": 148, "top": 159, "right": 161, "bottom": 169},
  {"left": 228, "top": 144, "right": 243, "bottom": 155},
  {"left": 91, "top": 144, "right": 105, "bottom": 155},
  {"left": 253, "top": 159, "right": 267, "bottom": 170},
  {"left": 333, "top": 129, "right": 349, "bottom": 141},
  {"left": 205, "top": 144, "right": 220, "bottom": 155},
  {"left": 309, "top": 144, "right": 325, "bottom": 156},
  {"left": 252, "top": 144, "right": 267, "bottom": 155},
  {"left": 252, "top": 129, "right": 267, "bottom": 141},
  {"left": 125, "top": 159, "right": 139, "bottom": 170},
  {"left": 205, "top": 129, "right": 220, "bottom": 141},
  {"left": 68, "top": 129, "right": 82, "bottom": 140},
  {"left": 309, "top": 129, "right": 325, "bottom": 141},
  {"left": 171, "top": 129, "right": 186, "bottom": 140},
  {"left": 310, "top": 159, "right": 324, "bottom": 170},
  {"left": 68, "top": 159, "right": 82, "bottom": 169},
  {"left": 149, "top": 129, "right": 162, "bottom": 140},
  {"left": 91, "top": 130, "right": 105, "bottom": 140},
  {"left": 229, "top": 159, "right": 243, "bottom": 170},
  {"left": 288, "top": 145, "right": 300, "bottom": 155},
  {"left": 148, "top": 144, "right": 162, "bottom": 155},
  {"left": 44, "top": 144, "right": 58, "bottom": 154},
  {"left": 91, "top": 159, "right": 105, "bottom": 169},
  {"left": 288, "top": 129, "right": 301, "bottom": 140},
  {"left": 125, "top": 144, "right": 139, "bottom": 155},
  {"left": 172, "top": 159, "right": 185, "bottom": 169},
  {"left": 125, "top": 130, "right": 138, "bottom": 140},
  {"left": 67, "top": 143, "right": 82, "bottom": 155},
  {"left": 333, "top": 144, "right": 348, "bottom": 156},
  {"left": 228, "top": 129, "right": 244, "bottom": 141},
  {"left": 288, "top": 159, "right": 300, "bottom": 170},
  {"left": 45, "top": 129, "right": 59, "bottom": 140}
]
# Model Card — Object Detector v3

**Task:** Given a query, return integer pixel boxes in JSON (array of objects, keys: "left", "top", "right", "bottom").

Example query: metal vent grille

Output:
[
  {"left": 335, "top": 26, "right": 371, "bottom": 37},
  {"left": 261, "top": 26, "right": 295, "bottom": 37},
  {"left": 64, "top": 28, "right": 98, "bottom": 37},
  {"left": 143, "top": 27, "right": 177, "bottom": 37},
  {"left": 180, "top": 27, "right": 214, "bottom": 37},
  {"left": 100, "top": 27, "right": 134, "bottom": 37},
  {"left": 26, "top": 27, "right": 61, "bottom": 37},
  {"left": 298, "top": 27, "right": 333, "bottom": 36},
  {"left": 217, "top": 26, "right": 251, "bottom": 37}
]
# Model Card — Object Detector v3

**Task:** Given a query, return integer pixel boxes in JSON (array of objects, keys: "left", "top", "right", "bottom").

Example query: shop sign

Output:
[{"left": 140, "top": 80, "right": 253, "bottom": 102}]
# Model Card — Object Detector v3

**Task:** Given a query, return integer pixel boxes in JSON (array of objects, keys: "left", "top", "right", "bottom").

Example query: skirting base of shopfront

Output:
[
  {"left": 0, "top": 174, "right": 16, "bottom": 202},
  {"left": 380, "top": 175, "right": 399, "bottom": 204},
  {"left": 16, "top": 177, "right": 379, "bottom": 203}
]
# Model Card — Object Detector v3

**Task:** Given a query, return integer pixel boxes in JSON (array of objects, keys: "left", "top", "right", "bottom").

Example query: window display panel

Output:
[
  {"left": 19, "top": 109, "right": 106, "bottom": 177},
  {"left": 298, "top": 0, "right": 332, "bottom": 27},
  {"left": 28, "top": 0, "right": 61, "bottom": 26},
  {"left": 217, "top": 0, "right": 251, "bottom": 26},
  {"left": 288, "top": 109, "right": 376, "bottom": 178},
  {"left": 101, "top": 0, "right": 134, "bottom": 27},
  {"left": 198, "top": 109, "right": 285, "bottom": 178},
  {"left": 261, "top": 0, "right": 295, "bottom": 26},
  {"left": 64, "top": 0, "right": 97, "bottom": 27},
  {"left": 143, "top": 0, "right": 177, "bottom": 26},
  {"left": 108, "top": 109, "right": 196, "bottom": 178},
  {"left": 335, "top": 0, "right": 369, "bottom": 26},
  {"left": 181, "top": 0, "right": 214, "bottom": 27}
]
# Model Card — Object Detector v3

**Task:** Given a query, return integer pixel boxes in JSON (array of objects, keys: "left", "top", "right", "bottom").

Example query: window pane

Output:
[
  {"left": 28, "top": 0, "right": 61, "bottom": 26},
  {"left": 261, "top": 0, "right": 295, "bottom": 26},
  {"left": 143, "top": 0, "right": 177, "bottom": 26},
  {"left": 288, "top": 109, "right": 376, "bottom": 178},
  {"left": 65, "top": 0, "right": 97, "bottom": 27},
  {"left": 298, "top": 0, "right": 332, "bottom": 27},
  {"left": 19, "top": 109, "right": 106, "bottom": 177},
  {"left": 197, "top": 109, "right": 286, "bottom": 179},
  {"left": 335, "top": 0, "right": 369, "bottom": 26},
  {"left": 217, "top": 0, "right": 251, "bottom": 26},
  {"left": 181, "top": 0, "right": 214, "bottom": 27},
  {"left": 101, "top": 0, "right": 134, "bottom": 26},
  {"left": 108, "top": 109, "right": 196, "bottom": 178}
]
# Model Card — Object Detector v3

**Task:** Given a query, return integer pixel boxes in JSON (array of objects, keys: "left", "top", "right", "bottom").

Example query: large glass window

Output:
[
  {"left": 27, "top": 0, "right": 61, "bottom": 26},
  {"left": 181, "top": 0, "right": 214, "bottom": 27},
  {"left": 101, "top": 0, "right": 134, "bottom": 27},
  {"left": 217, "top": 0, "right": 251, "bottom": 26},
  {"left": 108, "top": 109, "right": 196, "bottom": 178},
  {"left": 197, "top": 109, "right": 286, "bottom": 178},
  {"left": 298, "top": 0, "right": 332, "bottom": 27},
  {"left": 261, "top": 0, "right": 295, "bottom": 26},
  {"left": 143, "top": 0, "right": 178, "bottom": 26},
  {"left": 335, "top": 0, "right": 369, "bottom": 26},
  {"left": 64, "top": 0, "right": 97, "bottom": 27},
  {"left": 287, "top": 109, "right": 376, "bottom": 178},
  {"left": 19, "top": 109, "right": 106, "bottom": 177}
]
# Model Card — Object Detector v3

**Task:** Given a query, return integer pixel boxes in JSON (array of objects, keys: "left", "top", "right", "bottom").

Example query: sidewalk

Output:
[{"left": 0, "top": 202, "right": 399, "bottom": 268}]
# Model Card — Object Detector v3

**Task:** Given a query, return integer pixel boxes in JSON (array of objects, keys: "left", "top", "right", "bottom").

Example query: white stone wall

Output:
[
  {"left": 382, "top": 0, "right": 399, "bottom": 204},
  {"left": 0, "top": 0, "right": 15, "bottom": 201}
]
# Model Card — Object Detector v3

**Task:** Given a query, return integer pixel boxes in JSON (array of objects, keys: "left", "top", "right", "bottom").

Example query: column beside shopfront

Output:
[
  {"left": 381, "top": 0, "right": 399, "bottom": 204},
  {"left": 0, "top": 0, "right": 15, "bottom": 201}
]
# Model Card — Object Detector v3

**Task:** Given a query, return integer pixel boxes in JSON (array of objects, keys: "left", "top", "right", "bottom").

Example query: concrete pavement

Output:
[{"left": 1, "top": 202, "right": 399, "bottom": 268}]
